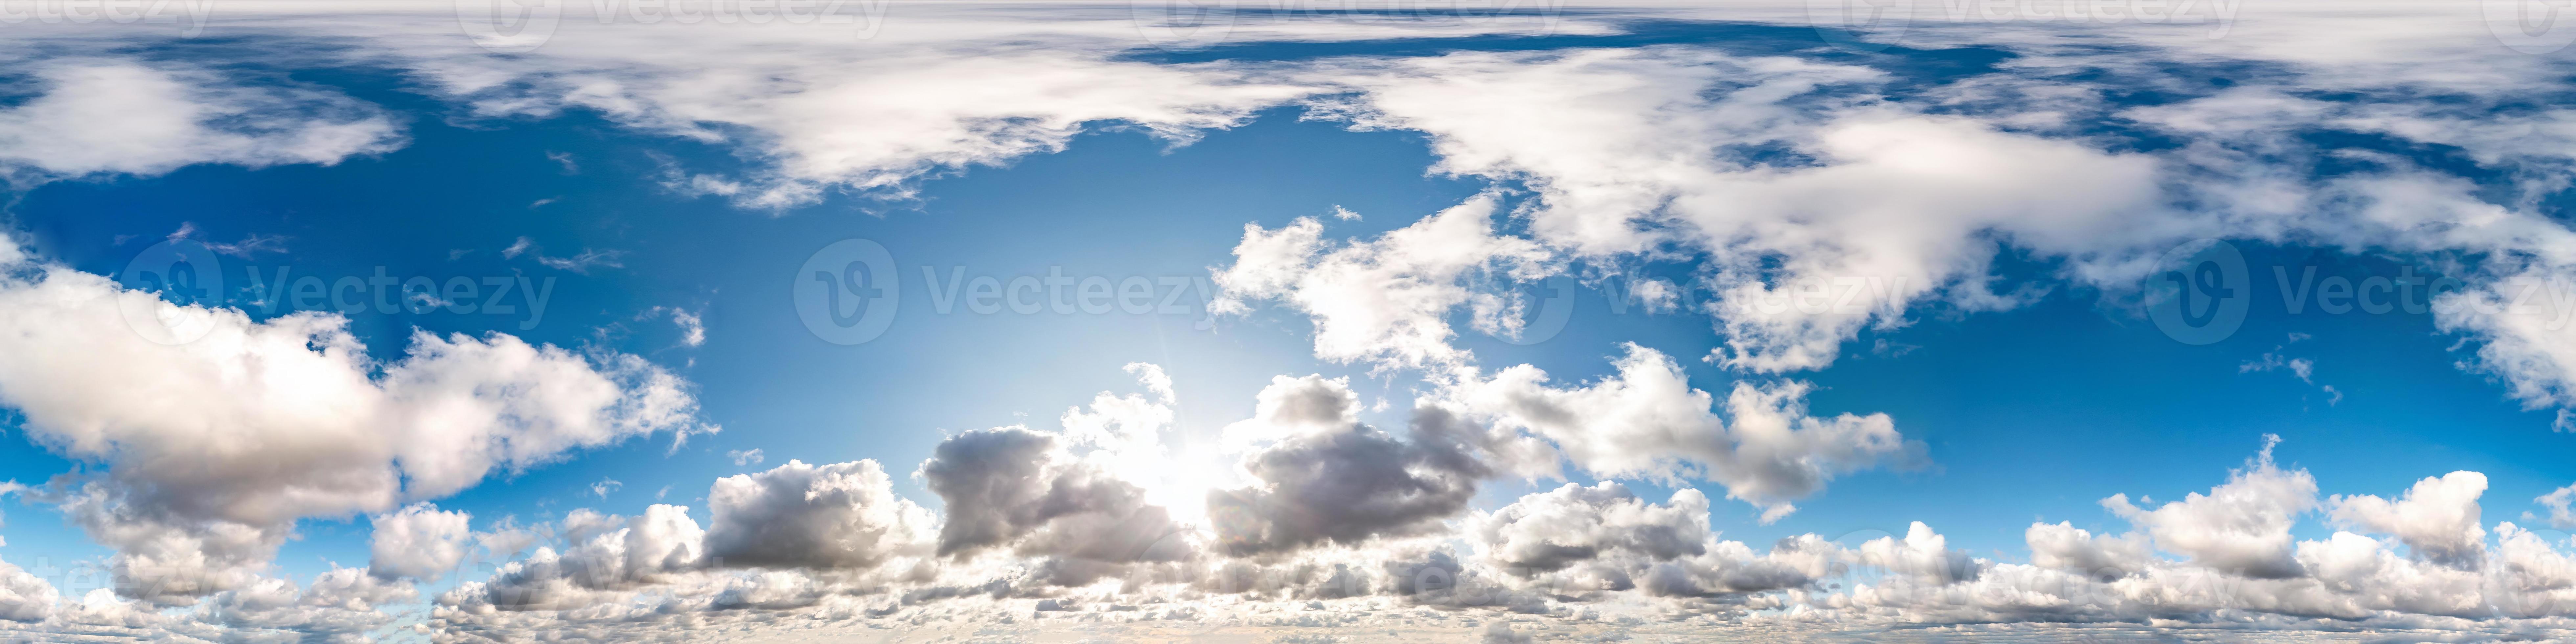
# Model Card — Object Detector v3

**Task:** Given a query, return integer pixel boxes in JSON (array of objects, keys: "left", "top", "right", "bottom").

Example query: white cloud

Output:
[
  {"left": 670, "top": 308, "right": 705, "bottom": 347},
  {"left": 0, "top": 558, "right": 58, "bottom": 623},
  {"left": 385, "top": 413, "right": 2576, "bottom": 641},
  {"left": 1212, "top": 193, "right": 1552, "bottom": 370},
  {"left": 1470, "top": 482, "right": 1828, "bottom": 600},
  {"left": 2536, "top": 483, "right": 2576, "bottom": 530},
  {"left": 1444, "top": 343, "right": 1918, "bottom": 521},
  {"left": 0, "top": 252, "right": 703, "bottom": 601},
  {"left": 2327, "top": 471, "right": 2488, "bottom": 568},
  {"left": 2024, "top": 521, "right": 2152, "bottom": 580},
  {"left": 537, "top": 248, "right": 628, "bottom": 274},
  {"left": 0, "top": 59, "right": 399, "bottom": 183},
  {"left": 369, "top": 502, "right": 474, "bottom": 582},
  {"left": 1295, "top": 47, "right": 2164, "bottom": 372},
  {"left": 2102, "top": 436, "right": 2318, "bottom": 579}
]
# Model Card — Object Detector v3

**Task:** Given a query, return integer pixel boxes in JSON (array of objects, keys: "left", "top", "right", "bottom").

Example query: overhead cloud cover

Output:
[{"left": 1, "top": 1, "right": 2576, "bottom": 642}]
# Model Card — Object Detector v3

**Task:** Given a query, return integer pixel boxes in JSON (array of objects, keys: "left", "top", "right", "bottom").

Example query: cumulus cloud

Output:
[
  {"left": 919, "top": 427, "right": 1192, "bottom": 574},
  {"left": 1471, "top": 482, "right": 1827, "bottom": 599},
  {"left": 0, "top": 558, "right": 58, "bottom": 623},
  {"left": 2025, "top": 521, "right": 2153, "bottom": 580},
  {"left": 2535, "top": 483, "right": 2576, "bottom": 530},
  {"left": 1444, "top": 343, "right": 1919, "bottom": 521},
  {"left": 370, "top": 502, "right": 474, "bottom": 582},
  {"left": 1212, "top": 193, "right": 1552, "bottom": 370},
  {"left": 2327, "top": 471, "right": 2488, "bottom": 568},
  {"left": 441, "top": 504, "right": 708, "bottom": 612},
  {"left": 2102, "top": 436, "right": 2318, "bottom": 579},
  {"left": 390, "top": 422, "right": 2576, "bottom": 641},
  {"left": 0, "top": 250, "right": 704, "bottom": 601},
  {"left": 198, "top": 567, "right": 417, "bottom": 641},
  {"left": 705, "top": 459, "right": 935, "bottom": 570},
  {"left": 1210, "top": 375, "right": 1487, "bottom": 556}
]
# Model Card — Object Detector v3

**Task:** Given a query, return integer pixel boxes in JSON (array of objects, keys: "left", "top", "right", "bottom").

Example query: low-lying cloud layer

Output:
[{"left": 4, "top": 1, "right": 2576, "bottom": 642}]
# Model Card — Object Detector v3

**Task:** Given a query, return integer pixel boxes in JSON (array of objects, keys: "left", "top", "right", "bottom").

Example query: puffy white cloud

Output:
[
  {"left": 2103, "top": 436, "right": 2318, "bottom": 579},
  {"left": 0, "top": 255, "right": 704, "bottom": 601},
  {"left": 1212, "top": 193, "right": 1552, "bottom": 370},
  {"left": 1471, "top": 482, "right": 1829, "bottom": 601},
  {"left": 370, "top": 502, "right": 474, "bottom": 582},
  {"left": 2024, "top": 521, "right": 2152, "bottom": 580},
  {"left": 705, "top": 459, "right": 935, "bottom": 570},
  {"left": 391, "top": 427, "right": 2576, "bottom": 641},
  {"left": 1445, "top": 343, "right": 1918, "bottom": 521},
  {"left": 2535, "top": 483, "right": 2576, "bottom": 530},
  {"left": 0, "top": 558, "right": 58, "bottom": 623},
  {"left": 199, "top": 567, "right": 417, "bottom": 641},
  {"left": 1474, "top": 482, "right": 1712, "bottom": 574},
  {"left": 2327, "top": 471, "right": 2488, "bottom": 568},
  {"left": 50, "top": 481, "right": 284, "bottom": 603},
  {"left": 1856, "top": 522, "right": 1986, "bottom": 588},
  {"left": 441, "top": 504, "right": 708, "bottom": 612},
  {"left": 0, "top": 59, "right": 398, "bottom": 182}
]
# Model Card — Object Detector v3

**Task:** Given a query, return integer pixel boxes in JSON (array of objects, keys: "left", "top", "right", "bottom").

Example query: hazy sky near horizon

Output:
[{"left": 5, "top": 1, "right": 2576, "bottom": 641}]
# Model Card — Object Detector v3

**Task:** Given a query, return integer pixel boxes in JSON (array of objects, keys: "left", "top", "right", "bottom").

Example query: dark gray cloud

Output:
[
  {"left": 919, "top": 427, "right": 1194, "bottom": 575},
  {"left": 1210, "top": 376, "right": 1489, "bottom": 557},
  {"left": 704, "top": 459, "right": 932, "bottom": 570}
]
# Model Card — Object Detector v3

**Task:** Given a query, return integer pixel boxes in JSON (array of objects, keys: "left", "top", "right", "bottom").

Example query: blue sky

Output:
[{"left": 3, "top": 1, "right": 2576, "bottom": 641}]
